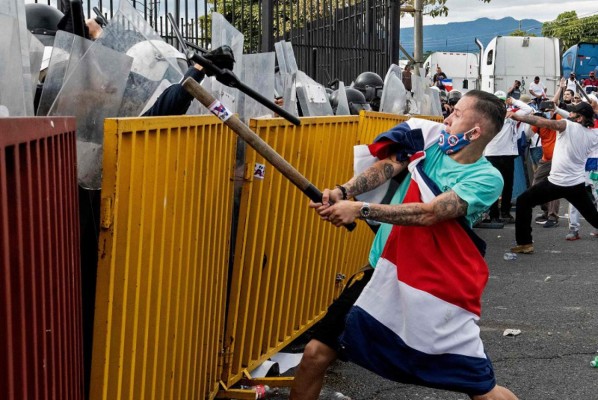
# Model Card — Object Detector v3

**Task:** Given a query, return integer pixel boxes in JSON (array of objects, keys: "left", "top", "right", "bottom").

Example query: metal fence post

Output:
[{"left": 261, "top": 0, "right": 274, "bottom": 52}]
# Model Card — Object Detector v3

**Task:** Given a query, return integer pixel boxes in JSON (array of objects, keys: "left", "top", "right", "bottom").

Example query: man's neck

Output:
[{"left": 448, "top": 145, "right": 484, "bottom": 165}]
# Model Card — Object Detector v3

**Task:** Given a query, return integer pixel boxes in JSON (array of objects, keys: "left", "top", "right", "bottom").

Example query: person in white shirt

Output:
[
  {"left": 566, "top": 73, "right": 578, "bottom": 93},
  {"left": 508, "top": 102, "right": 598, "bottom": 254},
  {"left": 529, "top": 76, "right": 547, "bottom": 107},
  {"left": 482, "top": 91, "right": 533, "bottom": 223}
]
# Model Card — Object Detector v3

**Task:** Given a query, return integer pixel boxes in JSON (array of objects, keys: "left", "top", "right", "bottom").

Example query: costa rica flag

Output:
[
  {"left": 341, "top": 125, "right": 496, "bottom": 396},
  {"left": 442, "top": 78, "right": 453, "bottom": 91}
]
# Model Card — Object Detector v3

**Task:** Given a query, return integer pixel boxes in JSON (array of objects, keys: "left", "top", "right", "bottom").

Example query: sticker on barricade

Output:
[{"left": 208, "top": 99, "right": 232, "bottom": 122}]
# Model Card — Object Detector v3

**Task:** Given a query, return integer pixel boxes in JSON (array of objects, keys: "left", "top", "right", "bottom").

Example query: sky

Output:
[{"left": 400, "top": 0, "right": 598, "bottom": 28}]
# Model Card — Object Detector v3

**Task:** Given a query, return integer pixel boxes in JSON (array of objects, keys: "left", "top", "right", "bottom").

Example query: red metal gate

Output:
[{"left": 0, "top": 117, "right": 83, "bottom": 400}]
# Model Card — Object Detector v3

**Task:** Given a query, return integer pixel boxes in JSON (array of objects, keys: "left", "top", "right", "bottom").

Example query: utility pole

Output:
[
  {"left": 413, "top": 0, "right": 423, "bottom": 75},
  {"left": 399, "top": 1, "right": 424, "bottom": 73}
]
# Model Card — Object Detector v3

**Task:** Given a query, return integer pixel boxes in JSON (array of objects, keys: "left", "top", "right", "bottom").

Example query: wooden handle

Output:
[{"left": 182, "top": 77, "right": 356, "bottom": 231}]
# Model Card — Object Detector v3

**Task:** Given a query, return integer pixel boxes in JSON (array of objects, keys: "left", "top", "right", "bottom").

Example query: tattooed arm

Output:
[
  {"left": 508, "top": 112, "right": 567, "bottom": 132},
  {"left": 321, "top": 189, "right": 469, "bottom": 227},
  {"left": 343, "top": 156, "right": 407, "bottom": 198}
]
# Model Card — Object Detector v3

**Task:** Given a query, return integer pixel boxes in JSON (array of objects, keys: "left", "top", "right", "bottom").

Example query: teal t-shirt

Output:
[{"left": 368, "top": 144, "right": 503, "bottom": 268}]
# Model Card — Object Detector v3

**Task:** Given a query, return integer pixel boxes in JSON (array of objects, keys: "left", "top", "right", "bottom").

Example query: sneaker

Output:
[
  {"left": 535, "top": 215, "right": 548, "bottom": 225},
  {"left": 510, "top": 243, "right": 534, "bottom": 254},
  {"left": 591, "top": 231, "right": 598, "bottom": 237},
  {"left": 500, "top": 213, "right": 515, "bottom": 224},
  {"left": 565, "top": 230, "right": 580, "bottom": 241},
  {"left": 475, "top": 219, "right": 504, "bottom": 229},
  {"left": 543, "top": 219, "right": 559, "bottom": 228}
]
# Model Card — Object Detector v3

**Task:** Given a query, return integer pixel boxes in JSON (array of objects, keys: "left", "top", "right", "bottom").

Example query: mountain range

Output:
[{"left": 399, "top": 17, "right": 543, "bottom": 56}]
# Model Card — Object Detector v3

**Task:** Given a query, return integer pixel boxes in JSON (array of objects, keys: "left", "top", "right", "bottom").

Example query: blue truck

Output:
[{"left": 562, "top": 42, "right": 598, "bottom": 80}]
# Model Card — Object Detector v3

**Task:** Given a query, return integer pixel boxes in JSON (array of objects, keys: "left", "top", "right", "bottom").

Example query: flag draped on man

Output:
[{"left": 339, "top": 126, "right": 496, "bottom": 395}]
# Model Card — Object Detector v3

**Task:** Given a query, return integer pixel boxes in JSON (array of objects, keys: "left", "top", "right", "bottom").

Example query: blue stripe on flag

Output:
[{"left": 339, "top": 306, "right": 496, "bottom": 396}]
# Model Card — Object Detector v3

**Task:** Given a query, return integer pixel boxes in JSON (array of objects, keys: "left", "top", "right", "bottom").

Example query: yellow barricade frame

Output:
[{"left": 91, "top": 112, "right": 444, "bottom": 399}]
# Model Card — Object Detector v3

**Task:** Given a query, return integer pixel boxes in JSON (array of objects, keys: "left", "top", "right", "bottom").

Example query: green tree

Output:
[
  {"left": 196, "top": 0, "right": 494, "bottom": 52},
  {"left": 402, "top": 0, "right": 492, "bottom": 18},
  {"left": 542, "top": 11, "right": 598, "bottom": 50},
  {"left": 509, "top": 29, "right": 537, "bottom": 37}
]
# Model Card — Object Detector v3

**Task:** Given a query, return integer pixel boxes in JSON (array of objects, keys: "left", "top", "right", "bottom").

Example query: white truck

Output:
[
  {"left": 423, "top": 52, "right": 479, "bottom": 93},
  {"left": 476, "top": 36, "right": 561, "bottom": 97}
]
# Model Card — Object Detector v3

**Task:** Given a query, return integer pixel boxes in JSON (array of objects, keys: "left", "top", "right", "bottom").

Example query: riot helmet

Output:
[
  {"left": 447, "top": 90, "right": 463, "bottom": 106},
  {"left": 439, "top": 89, "right": 448, "bottom": 103},
  {"left": 345, "top": 88, "right": 372, "bottom": 115},
  {"left": 353, "top": 71, "right": 384, "bottom": 102},
  {"left": 26, "top": 4, "right": 65, "bottom": 46}
]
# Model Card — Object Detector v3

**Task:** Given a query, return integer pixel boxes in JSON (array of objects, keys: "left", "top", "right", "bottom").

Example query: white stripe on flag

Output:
[
  {"left": 408, "top": 162, "right": 436, "bottom": 203},
  {"left": 354, "top": 258, "right": 487, "bottom": 359}
]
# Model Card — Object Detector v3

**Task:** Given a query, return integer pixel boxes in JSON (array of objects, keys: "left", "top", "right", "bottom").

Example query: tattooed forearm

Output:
[
  {"left": 511, "top": 114, "right": 566, "bottom": 131},
  {"left": 432, "top": 190, "right": 468, "bottom": 219},
  {"left": 367, "top": 202, "right": 431, "bottom": 226},
  {"left": 344, "top": 158, "right": 405, "bottom": 198},
  {"left": 366, "top": 190, "right": 468, "bottom": 226}
]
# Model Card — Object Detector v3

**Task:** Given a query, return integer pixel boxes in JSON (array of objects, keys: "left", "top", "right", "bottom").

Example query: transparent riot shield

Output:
[
  {"left": 28, "top": 33, "right": 45, "bottom": 95},
  {"left": 98, "top": 0, "right": 184, "bottom": 117},
  {"left": 239, "top": 52, "right": 275, "bottom": 122},
  {"left": 210, "top": 12, "right": 245, "bottom": 114},
  {"left": 0, "top": 0, "right": 34, "bottom": 116},
  {"left": 411, "top": 73, "right": 430, "bottom": 115},
  {"left": 281, "top": 41, "right": 298, "bottom": 74},
  {"left": 47, "top": 43, "right": 132, "bottom": 189},
  {"left": 334, "top": 82, "right": 351, "bottom": 116},
  {"left": 275, "top": 40, "right": 299, "bottom": 117},
  {"left": 379, "top": 64, "right": 408, "bottom": 115},
  {"left": 426, "top": 87, "right": 443, "bottom": 116},
  {"left": 37, "top": 31, "right": 93, "bottom": 116},
  {"left": 296, "top": 70, "right": 333, "bottom": 116},
  {"left": 0, "top": 14, "right": 28, "bottom": 116}
]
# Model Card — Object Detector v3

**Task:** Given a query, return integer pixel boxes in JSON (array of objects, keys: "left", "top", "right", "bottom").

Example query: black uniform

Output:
[{"left": 142, "top": 66, "right": 205, "bottom": 117}]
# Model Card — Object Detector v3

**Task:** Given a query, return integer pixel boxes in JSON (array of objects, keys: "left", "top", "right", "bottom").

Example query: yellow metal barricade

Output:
[
  {"left": 220, "top": 116, "right": 374, "bottom": 387},
  {"left": 90, "top": 116, "right": 236, "bottom": 400}
]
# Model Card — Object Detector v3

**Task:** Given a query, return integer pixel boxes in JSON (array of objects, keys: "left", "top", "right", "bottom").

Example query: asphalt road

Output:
[{"left": 285, "top": 203, "right": 598, "bottom": 399}]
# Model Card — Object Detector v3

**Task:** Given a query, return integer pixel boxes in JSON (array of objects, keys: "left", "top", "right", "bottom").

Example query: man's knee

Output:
[
  {"left": 471, "top": 385, "right": 518, "bottom": 400},
  {"left": 299, "top": 339, "right": 337, "bottom": 370},
  {"left": 516, "top": 191, "right": 533, "bottom": 208}
]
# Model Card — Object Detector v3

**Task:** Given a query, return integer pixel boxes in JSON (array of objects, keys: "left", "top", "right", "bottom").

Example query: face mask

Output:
[{"left": 438, "top": 128, "right": 475, "bottom": 155}]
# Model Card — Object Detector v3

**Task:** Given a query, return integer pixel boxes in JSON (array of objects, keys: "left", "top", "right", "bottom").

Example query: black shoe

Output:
[
  {"left": 535, "top": 215, "right": 548, "bottom": 225},
  {"left": 476, "top": 219, "right": 504, "bottom": 229},
  {"left": 500, "top": 213, "right": 515, "bottom": 224},
  {"left": 543, "top": 219, "right": 559, "bottom": 228}
]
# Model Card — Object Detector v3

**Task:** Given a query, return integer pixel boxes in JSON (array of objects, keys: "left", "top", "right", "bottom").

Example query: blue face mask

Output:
[{"left": 438, "top": 128, "right": 475, "bottom": 155}]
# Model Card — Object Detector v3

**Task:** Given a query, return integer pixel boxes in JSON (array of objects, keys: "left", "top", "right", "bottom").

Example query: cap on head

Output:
[
  {"left": 570, "top": 101, "right": 595, "bottom": 120},
  {"left": 494, "top": 90, "right": 507, "bottom": 101},
  {"left": 520, "top": 94, "right": 532, "bottom": 103}
]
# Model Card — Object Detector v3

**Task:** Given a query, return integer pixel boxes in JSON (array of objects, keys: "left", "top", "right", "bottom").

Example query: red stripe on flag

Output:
[{"left": 380, "top": 180, "right": 488, "bottom": 316}]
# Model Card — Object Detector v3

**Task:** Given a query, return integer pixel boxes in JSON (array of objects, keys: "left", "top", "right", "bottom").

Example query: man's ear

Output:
[{"left": 466, "top": 127, "right": 481, "bottom": 141}]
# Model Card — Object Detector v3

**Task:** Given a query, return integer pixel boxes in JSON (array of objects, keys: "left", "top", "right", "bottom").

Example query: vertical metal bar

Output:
[
  {"left": 261, "top": 0, "right": 273, "bottom": 52},
  {"left": 391, "top": 0, "right": 400, "bottom": 65}
]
